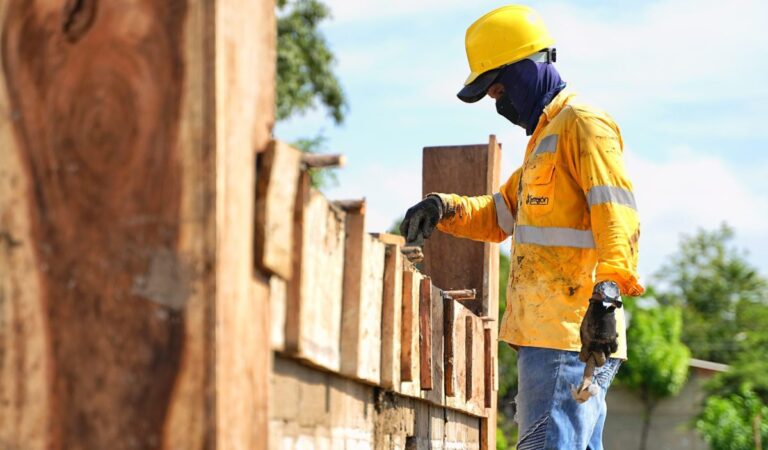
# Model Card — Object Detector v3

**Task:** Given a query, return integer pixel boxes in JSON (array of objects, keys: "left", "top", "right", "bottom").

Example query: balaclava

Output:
[{"left": 495, "top": 59, "right": 566, "bottom": 136}]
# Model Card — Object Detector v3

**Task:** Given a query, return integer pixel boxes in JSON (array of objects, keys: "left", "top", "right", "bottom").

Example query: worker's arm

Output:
[
  {"left": 430, "top": 167, "right": 522, "bottom": 243},
  {"left": 573, "top": 116, "right": 644, "bottom": 296}
]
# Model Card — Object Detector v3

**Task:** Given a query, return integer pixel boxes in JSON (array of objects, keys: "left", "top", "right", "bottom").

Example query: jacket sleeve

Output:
[
  {"left": 431, "top": 167, "right": 522, "bottom": 243},
  {"left": 573, "top": 116, "right": 645, "bottom": 296}
]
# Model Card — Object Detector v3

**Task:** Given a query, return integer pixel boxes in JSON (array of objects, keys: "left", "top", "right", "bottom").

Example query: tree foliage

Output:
[
  {"left": 696, "top": 387, "right": 768, "bottom": 450},
  {"left": 617, "top": 299, "right": 690, "bottom": 449},
  {"left": 277, "top": 0, "right": 346, "bottom": 123},
  {"left": 655, "top": 224, "right": 768, "bottom": 363}
]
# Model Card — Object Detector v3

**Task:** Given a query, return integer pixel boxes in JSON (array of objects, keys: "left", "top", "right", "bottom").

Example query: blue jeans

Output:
[{"left": 515, "top": 347, "right": 621, "bottom": 450}]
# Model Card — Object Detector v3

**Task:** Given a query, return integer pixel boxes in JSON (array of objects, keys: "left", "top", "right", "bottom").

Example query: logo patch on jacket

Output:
[{"left": 526, "top": 195, "right": 549, "bottom": 206}]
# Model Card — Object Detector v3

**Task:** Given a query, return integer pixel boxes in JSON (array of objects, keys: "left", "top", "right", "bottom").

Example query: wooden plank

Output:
[
  {"left": 378, "top": 234, "right": 405, "bottom": 390},
  {"left": 465, "top": 316, "right": 474, "bottom": 401},
  {"left": 400, "top": 270, "right": 421, "bottom": 397},
  {"left": 484, "top": 326, "right": 493, "bottom": 409},
  {"left": 421, "top": 287, "right": 444, "bottom": 406},
  {"left": 285, "top": 177, "right": 346, "bottom": 372},
  {"left": 422, "top": 139, "right": 498, "bottom": 317},
  {"left": 340, "top": 202, "right": 386, "bottom": 383},
  {"left": 421, "top": 136, "right": 501, "bottom": 449},
  {"left": 418, "top": 277, "right": 433, "bottom": 391},
  {"left": 444, "top": 295, "right": 456, "bottom": 397},
  {"left": 269, "top": 276, "right": 288, "bottom": 351},
  {"left": 255, "top": 140, "right": 302, "bottom": 279},
  {"left": 1, "top": 0, "right": 277, "bottom": 448}
]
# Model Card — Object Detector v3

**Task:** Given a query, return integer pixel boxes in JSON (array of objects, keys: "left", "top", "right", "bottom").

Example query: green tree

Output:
[
  {"left": 277, "top": 0, "right": 346, "bottom": 123},
  {"left": 696, "top": 387, "right": 768, "bottom": 450},
  {"left": 617, "top": 300, "right": 690, "bottom": 450},
  {"left": 655, "top": 224, "right": 768, "bottom": 363}
]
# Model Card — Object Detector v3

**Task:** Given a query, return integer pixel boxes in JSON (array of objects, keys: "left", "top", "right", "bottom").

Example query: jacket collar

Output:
[{"left": 542, "top": 88, "right": 577, "bottom": 123}]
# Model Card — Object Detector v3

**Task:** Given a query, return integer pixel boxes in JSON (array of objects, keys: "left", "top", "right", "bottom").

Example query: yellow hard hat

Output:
[{"left": 458, "top": 5, "right": 555, "bottom": 103}]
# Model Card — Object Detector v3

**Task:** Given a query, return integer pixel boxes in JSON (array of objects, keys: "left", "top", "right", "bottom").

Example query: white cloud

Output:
[{"left": 627, "top": 148, "right": 768, "bottom": 278}]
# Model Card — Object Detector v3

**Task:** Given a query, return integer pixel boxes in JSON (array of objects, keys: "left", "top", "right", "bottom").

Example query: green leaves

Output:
[
  {"left": 277, "top": 0, "right": 347, "bottom": 123},
  {"left": 696, "top": 387, "right": 768, "bottom": 450},
  {"left": 618, "top": 302, "right": 690, "bottom": 401},
  {"left": 655, "top": 224, "right": 768, "bottom": 364}
]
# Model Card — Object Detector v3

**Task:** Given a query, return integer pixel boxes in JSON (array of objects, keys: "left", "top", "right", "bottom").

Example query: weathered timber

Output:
[
  {"left": 285, "top": 174, "right": 346, "bottom": 371},
  {"left": 400, "top": 269, "right": 422, "bottom": 396},
  {"left": 484, "top": 327, "right": 493, "bottom": 409},
  {"left": 255, "top": 140, "right": 302, "bottom": 279},
  {"left": 466, "top": 316, "right": 475, "bottom": 400},
  {"left": 0, "top": 0, "right": 276, "bottom": 448},
  {"left": 301, "top": 153, "right": 346, "bottom": 169},
  {"left": 419, "top": 277, "right": 433, "bottom": 391},
  {"left": 444, "top": 296, "right": 456, "bottom": 397},
  {"left": 421, "top": 287, "right": 444, "bottom": 406},
  {"left": 269, "top": 276, "right": 288, "bottom": 351},
  {"left": 340, "top": 201, "right": 386, "bottom": 383},
  {"left": 421, "top": 136, "right": 501, "bottom": 449},
  {"left": 376, "top": 233, "right": 405, "bottom": 390},
  {"left": 421, "top": 137, "right": 500, "bottom": 317}
]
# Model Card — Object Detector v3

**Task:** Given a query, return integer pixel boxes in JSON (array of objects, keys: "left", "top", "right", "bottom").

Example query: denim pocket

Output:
[{"left": 594, "top": 358, "right": 622, "bottom": 389}]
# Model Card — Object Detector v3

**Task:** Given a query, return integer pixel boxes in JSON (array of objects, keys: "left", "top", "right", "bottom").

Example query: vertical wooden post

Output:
[
  {"left": 421, "top": 136, "right": 500, "bottom": 450},
  {"left": 419, "top": 277, "right": 433, "bottom": 391},
  {"left": 0, "top": 1, "right": 275, "bottom": 449}
]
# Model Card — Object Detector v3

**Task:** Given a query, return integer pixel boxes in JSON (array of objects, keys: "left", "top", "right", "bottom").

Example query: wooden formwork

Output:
[{"left": 263, "top": 138, "right": 500, "bottom": 449}]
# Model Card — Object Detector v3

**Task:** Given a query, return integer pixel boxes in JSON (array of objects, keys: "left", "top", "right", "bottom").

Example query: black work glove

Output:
[
  {"left": 399, "top": 196, "right": 444, "bottom": 246},
  {"left": 579, "top": 281, "right": 622, "bottom": 367}
]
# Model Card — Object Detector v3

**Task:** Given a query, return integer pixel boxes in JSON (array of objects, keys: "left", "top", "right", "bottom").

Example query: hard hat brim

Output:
[{"left": 457, "top": 69, "right": 500, "bottom": 103}]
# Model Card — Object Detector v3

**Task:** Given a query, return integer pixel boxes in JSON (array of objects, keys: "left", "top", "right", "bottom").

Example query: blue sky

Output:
[{"left": 276, "top": 0, "right": 768, "bottom": 282}]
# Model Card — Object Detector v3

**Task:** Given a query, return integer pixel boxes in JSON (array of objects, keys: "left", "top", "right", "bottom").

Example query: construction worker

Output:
[{"left": 400, "top": 5, "right": 643, "bottom": 449}]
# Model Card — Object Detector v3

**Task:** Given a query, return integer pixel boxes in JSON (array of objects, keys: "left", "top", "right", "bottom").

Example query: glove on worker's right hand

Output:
[
  {"left": 579, "top": 281, "right": 621, "bottom": 367},
  {"left": 399, "top": 196, "right": 444, "bottom": 246}
]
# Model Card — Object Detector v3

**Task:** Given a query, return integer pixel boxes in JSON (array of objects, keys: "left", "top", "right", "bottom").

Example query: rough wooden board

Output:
[
  {"left": 255, "top": 140, "right": 302, "bottom": 279},
  {"left": 379, "top": 239, "right": 404, "bottom": 390},
  {"left": 418, "top": 277, "right": 433, "bottom": 391},
  {"left": 270, "top": 276, "right": 288, "bottom": 351},
  {"left": 0, "top": 1, "right": 242, "bottom": 448},
  {"left": 446, "top": 303, "right": 472, "bottom": 413},
  {"left": 340, "top": 204, "right": 386, "bottom": 384},
  {"left": 468, "top": 316, "right": 487, "bottom": 414},
  {"left": 214, "top": 0, "right": 277, "bottom": 447},
  {"left": 484, "top": 327, "right": 493, "bottom": 409},
  {"left": 422, "top": 143, "right": 493, "bottom": 317},
  {"left": 422, "top": 137, "right": 501, "bottom": 450},
  {"left": 421, "top": 288, "right": 444, "bottom": 406},
  {"left": 400, "top": 270, "right": 422, "bottom": 397},
  {"left": 371, "top": 233, "right": 406, "bottom": 246},
  {"left": 286, "top": 184, "right": 346, "bottom": 372},
  {"left": 444, "top": 297, "right": 456, "bottom": 398}
]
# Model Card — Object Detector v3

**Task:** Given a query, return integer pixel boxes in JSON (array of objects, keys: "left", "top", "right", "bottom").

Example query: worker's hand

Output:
[
  {"left": 579, "top": 281, "right": 622, "bottom": 367},
  {"left": 399, "top": 196, "right": 444, "bottom": 246}
]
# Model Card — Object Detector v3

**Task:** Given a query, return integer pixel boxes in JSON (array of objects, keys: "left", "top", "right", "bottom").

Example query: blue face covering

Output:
[{"left": 494, "top": 59, "right": 566, "bottom": 136}]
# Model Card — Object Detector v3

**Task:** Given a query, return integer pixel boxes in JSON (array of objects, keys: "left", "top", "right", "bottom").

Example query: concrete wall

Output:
[
  {"left": 604, "top": 369, "right": 714, "bottom": 450},
  {"left": 269, "top": 355, "right": 483, "bottom": 450}
]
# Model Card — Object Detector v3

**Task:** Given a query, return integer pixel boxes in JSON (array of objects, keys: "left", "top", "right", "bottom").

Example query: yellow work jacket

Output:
[{"left": 434, "top": 90, "right": 643, "bottom": 359}]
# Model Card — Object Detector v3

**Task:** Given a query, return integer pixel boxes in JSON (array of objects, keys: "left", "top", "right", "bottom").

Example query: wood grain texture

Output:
[
  {"left": 444, "top": 296, "right": 456, "bottom": 398},
  {"left": 255, "top": 140, "right": 302, "bottom": 279},
  {"left": 399, "top": 269, "right": 421, "bottom": 396},
  {"left": 378, "top": 235, "right": 404, "bottom": 390},
  {"left": 418, "top": 277, "right": 433, "bottom": 391},
  {"left": 1, "top": 0, "right": 276, "bottom": 448},
  {"left": 421, "top": 137, "right": 500, "bottom": 449},
  {"left": 340, "top": 203, "right": 385, "bottom": 384},
  {"left": 0, "top": 2, "right": 199, "bottom": 449},
  {"left": 421, "top": 287, "right": 444, "bottom": 406},
  {"left": 422, "top": 139, "right": 500, "bottom": 318},
  {"left": 286, "top": 179, "right": 346, "bottom": 371}
]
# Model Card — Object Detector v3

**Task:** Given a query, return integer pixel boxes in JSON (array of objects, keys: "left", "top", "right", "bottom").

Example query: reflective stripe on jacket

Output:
[{"left": 434, "top": 90, "right": 643, "bottom": 358}]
